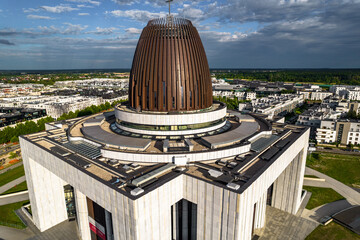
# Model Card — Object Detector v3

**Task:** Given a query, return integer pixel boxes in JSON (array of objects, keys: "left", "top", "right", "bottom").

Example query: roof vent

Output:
[
  {"left": 173, "top": 156, "right": 188, "bottom": 165},
  {"left": 208, "top": 169, "right": 223, "bottom": 178},
  {"left": 227, "top": 182, "right": 240, "bottom": 190},
  {"left": 131, "top": 187, "right": 144, "bottom": 196}
]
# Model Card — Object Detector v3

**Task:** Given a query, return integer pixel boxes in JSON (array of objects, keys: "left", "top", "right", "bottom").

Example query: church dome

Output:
[{"left": 128, "top": 17, "right": 213, "bottom": 112}]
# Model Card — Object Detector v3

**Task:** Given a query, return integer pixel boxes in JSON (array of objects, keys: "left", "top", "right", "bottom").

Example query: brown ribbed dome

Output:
[{"left": 129, "top": 17, "right": 213, "bottom": 112}]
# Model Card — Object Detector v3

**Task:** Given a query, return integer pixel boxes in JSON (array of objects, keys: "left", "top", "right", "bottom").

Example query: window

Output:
[
  {"left": 181, "top": 86, "right": 184, "bottom": 108},
  {"left": 163, "top": 82, "right": 166, "bottom": 109},
  {"left": 154, "top": 92, "right": 157, "bottom": 108},
  {"left": 190, "top": 91, "right": 192, "bottom": 106}
]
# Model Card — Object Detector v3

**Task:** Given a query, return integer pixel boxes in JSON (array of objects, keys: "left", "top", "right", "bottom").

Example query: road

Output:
[
  {"left": 0, "top": 176, "right": 26, "bottom": 194},
  {"left": 315, "top": 147, "right": 360, "bottom": 156}
]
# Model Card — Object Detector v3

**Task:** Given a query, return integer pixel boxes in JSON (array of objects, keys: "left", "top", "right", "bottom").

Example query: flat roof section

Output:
[
  {"left": 83, "top": 117, "right": 104, "bottom": 127},
  {"left": 81, "top": 125, "right": 151, "bottom": 151},
  {"left": 332, "top": 206, "right": 360, "bottom": 235},
  {"left": 201, "top": 121, "right": 259, "bottom": 149}
]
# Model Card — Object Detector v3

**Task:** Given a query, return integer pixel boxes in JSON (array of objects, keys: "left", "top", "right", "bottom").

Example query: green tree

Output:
[
  {"left": 10, "top": 136, "right": 19, "bottom": 143},
  {"left": 347, "top": 110, "right": 358, "bottom": 119},
  {"left": 347, "top": 143, "right": 354, "bottom": 150}
]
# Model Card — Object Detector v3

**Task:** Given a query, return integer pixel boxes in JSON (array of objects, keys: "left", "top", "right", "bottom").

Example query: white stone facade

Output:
[
  {"left": 115, "top": 104, "right": 226, "bottom": 126},
  {"left": 20, "top": 126, "right": 309, "bottom": 240}
]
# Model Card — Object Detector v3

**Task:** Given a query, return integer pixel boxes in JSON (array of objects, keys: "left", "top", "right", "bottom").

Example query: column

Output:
[
  {"left": 271, "top": 150, "right": 304, "bottom": 214},
  {"left": 254, "top": 191, "right": 267, "bottom": 229},
  {"left": 23, "top": 157, "right": 68, "bottom": 232},
  {"left": 105, "top": 210, "right": 114, "bottom": 240},
  {"left": 74, "top": 189, "right": 91, "bottom": 240}
]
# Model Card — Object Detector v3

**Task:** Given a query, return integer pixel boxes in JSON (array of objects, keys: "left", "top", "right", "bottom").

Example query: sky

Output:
[{"left": 0, "top": 0, "right": 360, "bottom": 70}]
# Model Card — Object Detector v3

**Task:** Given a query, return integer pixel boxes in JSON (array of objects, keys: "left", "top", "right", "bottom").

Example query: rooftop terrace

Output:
[{"left": 22, "top": 110, "right": 308, "bottom": 200}]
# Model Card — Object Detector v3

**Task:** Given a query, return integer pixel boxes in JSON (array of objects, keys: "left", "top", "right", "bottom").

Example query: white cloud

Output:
[
  {"left": 111, "top": 0, "right": 137, "bottom": 5},
  {"left": 62, "top": 23, "right": 88, "bottom": 34},
  {"left": 177, "top": 7, "right": 204, "bottom": 20},
  {"left": 78, "top": 13, "right": 90, "bottom": 16},
  {"left": 66, "top": 0, "right": 101, "bottom": 6},
  {"left": 27, "top": 15, "right": 55, "bottom": 20},
  {"left": 37, "top": 23, "right": 88, "bottom": 35},
  {"left": 37, "top": 26, "right": 60, "bottom": 35},
  {"left": 0, "top": 9, "right": 3, "bottom": 13},
  {"left": 23, "top": 8, "right": 40, "bottom": 13},
  {"left": 77, "top": 4, "right": 94, "bottom": 8},
  {"left": 87, "top": 27, "right": 118, "bottom": 35},
  {"left": 107, "top": 9, "right": 167, "bottom": 22},
  {"left": 200, "top": 31, "right": 249, "bottom": 42},
  {"left": 0, "top": 28, "right": 17, "bottom": 36},
  {"left": 40, "top": 5, "right": 78, "bottom": 13},
  {"left": 125, "top": 27, "right": 142, "bottom": 34}
]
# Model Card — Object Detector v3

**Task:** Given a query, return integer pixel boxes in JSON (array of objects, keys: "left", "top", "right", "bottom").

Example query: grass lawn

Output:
[
  {"left": 307, "top": 152, "right": 360, "bottom": 188},
  {"left": 0, "top": 181, "right": 27, "bottom": 195},
  {"left": 303, "top": 186, "right": 345, "bottom": 209},
  {"left": 0, "top": 165, "right": 25, "bottom": 187},
  {"left": 0, "top": 200, "right": 29, "bottom": 229},
  {"left": 306, "top": 222, "right": 360, "bottom": 240},
  {"left": 304, "top": 175, "right": 319, "bottom": 178}
]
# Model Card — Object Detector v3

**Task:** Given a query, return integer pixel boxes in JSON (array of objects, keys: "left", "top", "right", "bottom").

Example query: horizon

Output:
[{"left": 2, "top": 68, "right": 360, "bottom": 72}]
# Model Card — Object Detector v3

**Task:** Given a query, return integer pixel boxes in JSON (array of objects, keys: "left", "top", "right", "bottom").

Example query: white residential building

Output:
[
  {"left": 0, "top": 95, "right": 103, "bottom": 119},
  {"left": 246, "top": 92, "right": 257, "bottom": 100},
  {"left": 347, "top": 89, "right": 360, "bottom": 101},
  {"left": 316, "top": 120, "right": 336, "bottom": 143},
  {"left": 316, "top": 120, "right": 360, "bottom": 145},
  {"left": 252, "top": 94, "right": 304, "bottom": 118},
  {"left": 310, "top": 91, "right": 333, "bottom": 101}
]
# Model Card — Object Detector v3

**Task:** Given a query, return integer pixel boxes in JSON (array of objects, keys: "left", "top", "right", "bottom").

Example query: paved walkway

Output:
[
  {"left": 305, "top": 167, "right": 360, "bottom": 205},
  {"left": 0, "top": 225, "right": 34, "bottom": 240},
  {"left": 15, "top": 209, "right": 80, "bottom": 240},
  {"left": 259, "top": 206, "right": 319, "bottom": 240},
  {"left": 0, "top": 191, "right": 29, "bottom": 206},
  {"left": 303, "top": 178, "right": 331, "bottom": 188},
  {"left": 0, "top": 176, "right": 26, "bottom": 194}
]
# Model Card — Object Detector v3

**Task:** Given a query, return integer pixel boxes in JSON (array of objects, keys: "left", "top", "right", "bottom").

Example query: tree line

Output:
[
  {"left": 213, "top": 96, "right": 250, "bottom": 110},
  {"left": 57, "top": 100, "right": 125, "bottom": 121},
  {"left": 214, "top": 69, "right": 360, "bottom": 85},
  {"left": 0, "top": 116, "right": 54, "bottom": 144}
]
